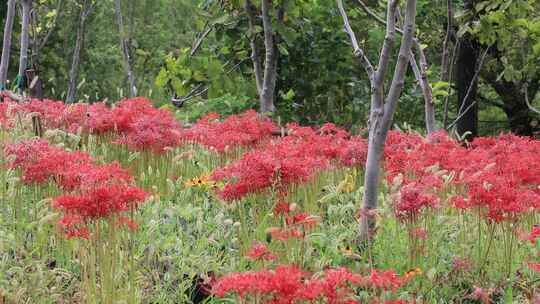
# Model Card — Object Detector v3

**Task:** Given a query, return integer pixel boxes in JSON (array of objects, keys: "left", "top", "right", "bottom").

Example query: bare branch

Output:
[
  {"left": 447, "top": 45, "right": 491, "bottom": 130},
  {"left": 374, "top": 0, "right": 398, "bottom": 93},
  {"left": 38, "top": 0, "right": 65, "bottom": 51},
  {"left": 114, "top": 0, "right": 137, "bottom": 97},
  {"left": 336, "top": 0, "right": 374, "bottom": 81},
  {"left": 524, "top": 84, "right": 540, "bottom": 115},
  {"left": 190, "top": 23, "right": 213, "bottom": 57},
  {"left": 443, "top": 39, "right": 460, "bottom": 127},
  {"left": 382, "top": 0, "right": 417, "bottom": 126}
]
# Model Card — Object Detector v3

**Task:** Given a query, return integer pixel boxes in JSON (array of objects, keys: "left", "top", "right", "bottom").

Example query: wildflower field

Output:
[{"left": 1, "top": 94, "right": 540, "bottom": 304}]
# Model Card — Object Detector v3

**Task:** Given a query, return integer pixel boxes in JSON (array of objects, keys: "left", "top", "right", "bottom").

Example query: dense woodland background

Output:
[{"left": 1, "top": 0, "right": 539, "bottom": 137}]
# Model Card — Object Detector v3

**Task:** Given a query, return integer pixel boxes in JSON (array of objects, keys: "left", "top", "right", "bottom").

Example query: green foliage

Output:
[{"left": 173, "top": 94, "right": 255, "bottom": 122}]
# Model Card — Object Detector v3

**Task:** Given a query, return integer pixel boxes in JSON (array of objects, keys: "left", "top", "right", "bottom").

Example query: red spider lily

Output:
[
  {"left": 528, "top": 262, "right": 540, "bottom": 273},
  {"left": 213, "top": 266, "right": 411, "bottom": 303},
  {"left": 266, "top": 227, "right": 304, "bottom": 241},
  {"left": 520, "top": 226, "right": 540, "bottom": 244},
  {"left": 58, "top": 215, "right": 90, "bottom": 239},
  {"left": 211, "top": 139, "right": 329, "bottom": 200},
  {"left": 111, "top": 97, "right": 183, "bottom": 152},
  {"left": 180, "top": 110, "right": 276, "bottom": 153},
  {"left": 54, "top": 184, "right": 147, "bottom": 220},
  {"left": 114, "top": 110, "right": 182, "bottom": 152},
  {"left": 286, "top": 212, "right": 321, "bottom": 231},
  {"left": 211, "top": 123, "right": 357, "bottom": 200},
  {"left": 366, "top": 270, "right": 410, "bottom": 293},
  {"left": 394, "top": 183, "right": 438, "bottom": 222},
  {"left": 273, "top": 201, "right": 291, "bottom": 216},
  {"left": 337, "top": 136, "right": 368, "bottom": 167},
  {"left": 245, "top": 241, "right": 276, "bottom": 261},
  {"left": 56, "top": 161, "right": 133, "bottom": 191},
  {"left": 5, "top": 139, "right": 93, "bottom": 185},
  {"left": 0, "top": 100, "right": 16, "bottom": 129},
  {"left": 297, "top": 268, "right": 363, "bottom": 303},
  {"left": 212, "top": 265, "right": 306, "bottom": 301},
  {"left": 117, "top": 216, "right": 139, "bottom": 231}
]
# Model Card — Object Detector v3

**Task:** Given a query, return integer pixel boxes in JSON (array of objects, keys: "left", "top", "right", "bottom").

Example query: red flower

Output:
[
  {"left": 394, "top": 183, "right": 438, "bottom": 222},
  {"left": 245, "top": 241, "right": 276, "bottom": 261},
  {"left": 519, "top": 226, "right": 540, "bottom": 244},
  {"left": 54, "top": 184, "right": 147, "bottom": 220},
  {"left": 366, "top": 270, "right": 409, "bottom": 292}
]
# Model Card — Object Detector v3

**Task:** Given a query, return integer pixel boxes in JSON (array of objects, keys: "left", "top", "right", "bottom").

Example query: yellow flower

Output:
[
  {"left": 184, "top": 173, "right": 213, "bottom": 188},
  {"left": 405, "top": 268, "right": 422, "bottom": 278},
  {"left": 339, "top": 245, "right": 353, "bottom": 255}
]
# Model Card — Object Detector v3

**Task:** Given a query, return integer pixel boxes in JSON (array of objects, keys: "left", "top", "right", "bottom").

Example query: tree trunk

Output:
[
  {"left": 454, "top": 0, "right": 480, "bottom": 140},
  {"left": 359, "top": 0, "right": 417, "bottom": 242},
  {"left": 455, "top": 34, "right": 479, "bottom": 140},
  {"left": 67, "top": 0, "right": 92, "bottom": 103},
  {"left": 245, "top": 0, "right": 263, "bottom": 94},
  {"left": 487, "top": 79, "right": 538, "bottom": 136},
  {"left": 411, "top": 43, "right": 436, "bottom": 135},
  {"left": 18, "top": 0, "right": 32, "bottom": 95},
  {"left": 0, "top": 0, "right": 16, "bottom": 90},
  {"left": 114, "top": 0, "right": 137, "bottom": 97},
  {"left": 260, "top": 0, "right": 277, "bottom": 114}
]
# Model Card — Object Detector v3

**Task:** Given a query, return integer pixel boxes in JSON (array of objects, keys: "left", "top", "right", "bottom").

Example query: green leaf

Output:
[{"left": 155, "top": 69, "right": 169, "bottom": 87}]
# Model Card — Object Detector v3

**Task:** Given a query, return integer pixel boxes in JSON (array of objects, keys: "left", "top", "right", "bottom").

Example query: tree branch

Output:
[
  {"left": 190, "top": 23, "right": 213, "bottom": 57},
  {"left": 336, "top": 0, "right": 374, "bottom": 82},
  {"left": 374, "top": 0, "right": 398, "bottom": 95},
  {"left": 447, "top": 45, "right": 491, "bottom": 130},
  {"left": 38, "top": 0, "right": 65, "bottom": 51},
  {"left": 382, "top": 0, "right": 417, "bottom": 126},
  {"left": 524, "top": 83, "right": 540, "bottom": 115}
]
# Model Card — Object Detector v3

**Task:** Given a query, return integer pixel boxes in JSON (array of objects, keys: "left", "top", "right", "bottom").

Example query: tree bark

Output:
[
  {"left": 260, "top": 0, "right": 277, "bottom": 114},
  {"left": 67, "top": 0, "right": 92, "bottom": 103},
  {"left": 245, "top": 0, "right": 263, "bottom": 94},
  {"left": 410, "top": 47, "right": 436, "bottom": 135},
  {"left": 338, "top": 0, "right": 417, "bottom": 243},
  {"left": 484, "top": 77, "right": 539, "bottom": 136},
  {"left": 351, "top": 0, "right": 436, "bottom": 135},
  {"left": 0, "top": 0, "right": 16, "bottom": 90},
  {"left": 114, "top": 0, "right": 137, "bottom": 97},
  {"left": 360, "top": 0, "right": 416, "bottom": 243},
  {"left": 18, "top": 0, "right": 32, "bottom": 95},
  {"left": 455, "top": 34, "right": 479, "bottom": 140}
]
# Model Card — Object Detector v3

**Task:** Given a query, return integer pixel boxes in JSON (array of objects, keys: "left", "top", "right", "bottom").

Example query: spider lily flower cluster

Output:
[
  {"left": 3, "top": 94, "right": 540, "bottom": 302},
  {"left": 5, "top": 139, "right": 147, "bottom": 238}
]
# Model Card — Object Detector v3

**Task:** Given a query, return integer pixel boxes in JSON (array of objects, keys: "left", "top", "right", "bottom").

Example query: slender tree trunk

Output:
[
  {"left": 114, "top": 0, "right": 137, "bottom": 97},
  {"left": 360, "top": 0, "right": 417, "bottom": 242},
  {"left": 67, "top": 0, "right": 92, "bottom": 103},
  {"left": 454, "top": 0, "right": 480, "bottom": 140},
  {"left": 18, "top": 0, "right": 32, "bottom": 95},
  {"left": 455, "top": 34, "right": 479, "bottom": 140},
  {"left": 411, "top": 43, "right": 436, "bottom": 135},
  {"left": 245, "top": 0, "right": 263, "bottom": 94},
  {"left": 338, "top": 0, "right": 417, "bottom": 242},
  {"left": 351, "top": 0, "right": 435, "bottom": 135},
  {"left": 0, "top": 0, "right": 16, "bottom": 90},
  {"left": 260, "top": 0, "right": 277, "bottom": 113}
]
